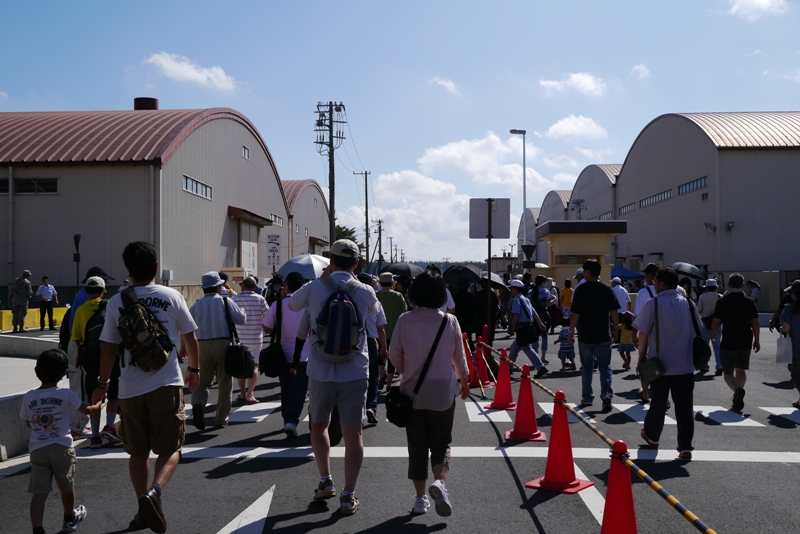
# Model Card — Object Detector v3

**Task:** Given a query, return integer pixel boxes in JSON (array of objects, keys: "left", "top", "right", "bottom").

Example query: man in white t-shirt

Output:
[
  {"left": 289, "top": 240, "right": 379, "bottom": 515},
  {"left": 94, "top": 242, "right": 200, "bottom": 533},
  {"left": 611, "top": 277, "right": 631, "bottom": 314}
]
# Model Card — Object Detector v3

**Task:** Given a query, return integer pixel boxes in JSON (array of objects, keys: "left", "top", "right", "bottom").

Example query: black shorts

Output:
[{"left": 83, "top": 356, "right": 121, "bottom": 401}]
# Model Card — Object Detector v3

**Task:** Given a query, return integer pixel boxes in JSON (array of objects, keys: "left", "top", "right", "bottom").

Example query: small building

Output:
[{"left": 282, "top": 179, "right": 330, "bottom": 257}]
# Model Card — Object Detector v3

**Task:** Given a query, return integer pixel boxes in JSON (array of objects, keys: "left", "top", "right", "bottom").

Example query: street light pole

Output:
[{"left": 510, "top": 129, "right": 527, "bottom": 264}]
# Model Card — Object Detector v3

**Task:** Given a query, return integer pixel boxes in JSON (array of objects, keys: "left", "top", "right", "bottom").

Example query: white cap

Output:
[{"left": 611, "top": 277, "right": 622, "bottom": 284}]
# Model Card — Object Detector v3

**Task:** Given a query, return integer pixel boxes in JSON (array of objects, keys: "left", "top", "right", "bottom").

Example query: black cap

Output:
[
  {"left": 642, "top": 263, "right": 660, "bottom": 274},
  {"left": 218, "top": 271, "right": 229, "bottom": 281},
  {"left": 37, "top": 349, "right": 77, "bottom": 374},
  {"left": 82, "top": 266, "right": 114, "bottom": 283},
  {"left": 785, "top": 280, "right": 800, "bottom": 294}
]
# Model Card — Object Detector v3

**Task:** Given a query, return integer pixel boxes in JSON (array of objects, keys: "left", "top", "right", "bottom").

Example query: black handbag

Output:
[
  {"left": 638, "top": 297, "right": 666, "bottom": 383},
  {"left": 222, "top": 297, "right": 257, "bottom": 379},
  {"left": 514, "top": 300, "right": 540, "bottom": 346},
  {"left": 260, "top": 295, "right": 287, "bottom": 378},
  {"left": 688, "top": 300, "right": 712, "bottom": 370},
  {"left": 386, "top": 316, "right": 448, "bottom": 428}
]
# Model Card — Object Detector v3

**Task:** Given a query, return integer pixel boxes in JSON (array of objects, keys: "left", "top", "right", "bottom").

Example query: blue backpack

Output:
[{"left": 315, "top": 277, "right": 365, "bottom": 363}]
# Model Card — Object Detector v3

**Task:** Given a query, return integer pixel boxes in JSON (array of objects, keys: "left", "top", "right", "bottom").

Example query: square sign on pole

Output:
[{"left": 469, "top": 198, "right": 510, "bottom": 239}]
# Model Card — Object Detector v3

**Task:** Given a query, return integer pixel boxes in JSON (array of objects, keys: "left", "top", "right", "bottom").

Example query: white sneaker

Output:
[
  {"left": 61, "top": 504, "right": 87, "bottom": 533},
  {"left": 284, "top": 422, "right": 298, "bottom": 438},
  {"left": 412, "top": 495, "right": 430, "bottom": 514},
  {"left": 428, "top": 480, "right": 452, "bottom": 517}
]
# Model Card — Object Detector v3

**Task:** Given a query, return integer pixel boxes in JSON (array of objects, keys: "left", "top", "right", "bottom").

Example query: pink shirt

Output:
[
  {"left": 388, "top": 308, "right": 468, "bottom": 411},
  {"left": 262, "top": 293, "right": 306, "bottom": 362}
]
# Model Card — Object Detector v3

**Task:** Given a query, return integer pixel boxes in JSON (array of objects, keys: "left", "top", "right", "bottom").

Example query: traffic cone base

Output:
[
  {"left": 504, "top": 428, "right": 544, "bottom": 442},
  {"left": 525, "top": 476, "right": 594, "bottom": 494},
  {"left": 486, "top": 348, "right": 515, "bottom": 410}
]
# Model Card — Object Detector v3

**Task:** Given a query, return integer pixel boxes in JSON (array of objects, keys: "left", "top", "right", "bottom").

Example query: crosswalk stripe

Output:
[
  {"left": 465, "top": 400, "right": 513, "bottom": 422},
  {"left": 612, "top": 403, "right": 677, "bottom": 425},
  {"left": 694, "top": 406, "right": 765, "bottom": 426},
  {"left": 216, "top": 485, "right": 275, "bottom": 534},
  {"left": 538, "top": 402, "right": 596, "bottom": 424},
  {"left": 759, "top": 407, "right": 800, "bottom": 424},
  {"left": 76, "top": 446, "right": 800, "bottom": 463},
  {"left": 573, "top": 463, "right": 605, "bottom": 525},
  {"left": 228, "top": 403, "right": 281, "bottom": 423}
]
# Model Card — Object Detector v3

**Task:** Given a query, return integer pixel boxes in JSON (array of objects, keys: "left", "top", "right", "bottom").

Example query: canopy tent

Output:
[{"left": 611, "top": 264, "right": 644, "bottom": 281}]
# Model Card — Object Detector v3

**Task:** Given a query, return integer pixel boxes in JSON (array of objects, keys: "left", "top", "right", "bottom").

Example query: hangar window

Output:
[
  {"left": 242, "top": 146, "right": 250, "bottom": 160},
  {"left": 314, "top": 198, "right": 318, "bottom": 207},
  {"left": 639, "top": 189, "right": 672, "bottom": 209},
  {"left": 0, "top": 178, "right": 58, "bottom": 194},
  {"left": 618, "top": 203, "right": 635, "bottom": 216},
  {"left": 598, "top": 211, "right": 613, "bottom": 220},
  {"left": 183, "top": 175, "right": 212, "bottom": 200},
  {"left": 296, "top": 224, "right": 300, "bottom": 233},
  {"left": 701, "top": 192, "right": 708, "bottom": 202},
  {"left": 305, "top": 228, "right": 309, "bottom": 236},
  {"left": 678, "top": 176, "right": 708, "bottom": 196},
  {"left": 270, "top": 213, "right": 284, "bottom": 227}
]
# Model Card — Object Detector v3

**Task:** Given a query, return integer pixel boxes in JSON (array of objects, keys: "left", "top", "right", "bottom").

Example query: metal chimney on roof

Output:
[{"left": 134, "top": 97, "right": 159, "bottom": 110}]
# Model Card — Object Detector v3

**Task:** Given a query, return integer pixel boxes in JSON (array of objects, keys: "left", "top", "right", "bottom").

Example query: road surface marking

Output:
[
  {"left": 759, "top": 407, "right": 800, "bottom": 424},
  {"left": 613, "top": 403, "right": 677, "bottom": 425},
  {"left": 228, "top": 402, "right": 281, "bottom": 423},
  {"left": 538, "top": 402, "right": 596, "bottom": 424},
  {"left": 573, "top": 463, "right": 605, "bottom": 525},
  {"left": 216, "top": 485, "right": 275, "bottom": 534},
  {"left": 694, "top": 406, "right": 764, "bottom": 426},
  {"left": 466, "top": 400, "right": 513, "bottom": 422}
]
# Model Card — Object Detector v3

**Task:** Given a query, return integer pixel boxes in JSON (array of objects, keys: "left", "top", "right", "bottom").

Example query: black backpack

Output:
[{"left": 80, "top": 300, "right": 108, "bottom": 371}]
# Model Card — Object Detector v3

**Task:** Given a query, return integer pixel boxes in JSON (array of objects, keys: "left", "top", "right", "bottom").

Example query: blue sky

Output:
[{"left": 2, "top": 1, "right": 799, "bottom": 262}]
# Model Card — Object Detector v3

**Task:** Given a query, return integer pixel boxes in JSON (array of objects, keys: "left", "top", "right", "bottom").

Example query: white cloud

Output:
[
  {"left": 540, "top": 72, "right": 606, "bottom": 97},
  {"left": 546, "top": 115, "right": 608, "bottom": 140},
  {"left": 429, "top": 76, "right": 460, "bottom": 95},
  {"left": 786, "top": 69, "right": 800, "bottom": 82},
  {"left": 727, "top": 0, "right": 788, "bottom": 20},
  {"left": 630, "top": 64, "right": 651, "bottom": 80},
  {"left": 0, "top": 91, "right": 7, "bottom": 99},
  {"left": 144, "top": 52, "right": 237, "bottom": 90},
  {"left": 575, "top": 147, "right": 615, "bottom": 162}
]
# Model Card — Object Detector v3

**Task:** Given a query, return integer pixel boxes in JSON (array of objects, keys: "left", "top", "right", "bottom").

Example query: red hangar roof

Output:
[
  {"left": 281, "top": 179, "right": 329, "bottom": 216},
  {"left": 0, "top": 107, "right": 273, "bottom": 166}
]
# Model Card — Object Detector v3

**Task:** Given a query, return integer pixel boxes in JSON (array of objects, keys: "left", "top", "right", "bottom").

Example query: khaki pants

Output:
[
  {"left": 191, "top": 339, "right": 233, "bottom": 425},
  {"left": 67, "top": 340, "right": 89, "bottom": 432},
  {"left": 12, "top": 303, "right": 28, "bottom": 328}
]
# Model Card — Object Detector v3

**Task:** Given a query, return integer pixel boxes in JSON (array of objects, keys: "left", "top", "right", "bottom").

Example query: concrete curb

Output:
[{"left": 0, "top": 334, "right": 58, "bottom": 359}]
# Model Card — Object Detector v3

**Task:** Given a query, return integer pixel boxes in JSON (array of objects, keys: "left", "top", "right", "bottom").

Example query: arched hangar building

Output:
[
  {"left": 0, "top": 99, "right": 331, "bottom": 299},
  {"left": 518, "top": 112, "right": 800, "bottom": 310}
]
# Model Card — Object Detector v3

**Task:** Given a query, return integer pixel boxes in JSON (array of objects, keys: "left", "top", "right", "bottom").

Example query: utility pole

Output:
[
  {"left": 394, "top": 245, "right": 399, "bottom": 264},
  {"left": 388, "top": 236, "right": 393, "bottom": 263},
  {"left": 314, "top": 102, "right": 346, "bottom": 245},
  {"left": 354, "top": 171, "right": 371, "bottom": 273},
  {"left": 373, "top": 219, "right": 383, "bottom": 272},
  {"left": 400, "top": 249, "right": 405, "bottom": 262}
]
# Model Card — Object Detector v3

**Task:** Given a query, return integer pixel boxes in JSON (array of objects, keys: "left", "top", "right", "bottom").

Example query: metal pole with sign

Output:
[{"left": 469, "top": 198, "right": 510, "bottom": 341}]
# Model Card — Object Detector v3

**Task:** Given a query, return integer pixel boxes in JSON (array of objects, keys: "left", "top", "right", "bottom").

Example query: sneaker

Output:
[
  {"left": 138, "top": 488, "right": 166, "bottom": 534},
  {"left": 133, "top": 508, "right": 147, "bottom": 528},
  {"left": 40, "top": 326, "right": 45, "bottom": 331},
  {"left": 534, "top": 367, "right": 549, "bottom": 379},
  {"left": 71, "top": 429, "right": 91, "bottom": 440},
  {"left": 284, "top": 422, "right": 298, "bottom": 438},
  {"left": 60, "top": 504, "right": 87, "bottom": 533},
  {"left": 601, "top": 397, "right": 612, "bottom": 413},
  {"left": 412, "top": 495, "right": 430, "bottom": 514},
  {"left": 313, "top": 478, "right": 336, "bottom": 500},
  {"left": 714, "top": 369, "right": 723, "bottom": 376},
  {"left": 733, "top": 387, "right": 746, "bottom": 412},
  {"left": 89, "top": 436, "right": 103, "bottom": 449},
  {"left": 559, "top": 366, "right": 568, "bottom": 372},
  {"left": 579, "top": 399, "right": 593, "bottom": 407},
  {"left": 640, "top": 428, "right": 659, "bottom": 448},
  {"left": 428, "top": 479, "right": 452, "bottom": 517},
  {"left": 339, "top": 493, "right": 359, "bottom": 515},
  {"left": 541, "top": 358, "right": 550, "bottom": 365},
  {"left": 100, "top": 425, "right": 123, "bottom": 446},
  {"left": 366, "top": 409, "right": 378, "bottom": 425},
  {"left": 678, "top": 450, "right": 693, "bottom": 460},
  {"left": 192, "top": 405, "right": 206, "bottom": 430}
]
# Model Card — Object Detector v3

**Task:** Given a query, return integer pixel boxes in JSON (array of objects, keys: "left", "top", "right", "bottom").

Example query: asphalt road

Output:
[{"left": 2, "top": 328, "right": 798, "bottom": 534}]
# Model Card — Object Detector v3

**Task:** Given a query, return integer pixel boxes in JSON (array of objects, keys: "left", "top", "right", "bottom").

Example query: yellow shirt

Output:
[
  {"left": 70, "top": 298, "right": 103, "bottom": 343},
  {"left": 561, "top": 288, "right": 574, "bottom": 308},
  {"left": 620, "top": 324, "right": 634, "bottom": 345}
]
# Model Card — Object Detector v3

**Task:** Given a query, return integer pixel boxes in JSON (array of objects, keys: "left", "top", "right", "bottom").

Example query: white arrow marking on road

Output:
[
  {"left": 217, "top": 485, "right": 275, "bottom": 534},
  {"left": 694, "top": 406, "right": 764, "bottom": 426},
  {"left": 759, "top": 407, "right": 800, "bottom": 424},
  {"left": 228, "top": 402, "right": 281, "bottom": 423},
  {"left": 572, "top": 463, "right": 604, "bottom": 525},
  {"left": 612, "top": 403, "right": 677, "bottom": 425}
]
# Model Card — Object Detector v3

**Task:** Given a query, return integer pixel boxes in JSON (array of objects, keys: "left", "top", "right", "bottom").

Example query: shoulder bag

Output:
[
  {"left": 638, "top": 297, "right": 666, "bottom": 383},
  {"left": 260, "top": 296, "right": 288, "bottom": 377},
  {"left": 386, "top": 316, "right": 448, "bottom": 428},
  {"left": 223, "top": 298, "right": 257, "bottom": 379},
  {"left": 515, "top": 300, "right": 539, "bottom": 347},
  {"left": 688, "top": 299, "right": 712, "bottom": 370}
]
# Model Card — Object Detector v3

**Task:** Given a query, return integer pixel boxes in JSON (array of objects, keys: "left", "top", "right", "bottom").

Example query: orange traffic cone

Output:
[
  {"left": 486, "top": 349, "right": 516, "bottom": 410},
  {"left": 600, "top": 441, "right": 638, "bottom": 534},
  {"left": 504, "top": 365, "right": 545, "bottom": 441},
  {"left": 482, "top": 324, "right": 490, "bottom": 346},
  {"left": 476, "top": 343, "right": 494, "bottom": 389},
  {"left": 468, "top": 336, "right": 481, "bottom": 388},
  {"left": 526, "top": 390, "right": 593, "bottom": 493}
]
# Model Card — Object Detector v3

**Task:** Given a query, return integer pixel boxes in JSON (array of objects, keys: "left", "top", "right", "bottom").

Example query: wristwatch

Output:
[
  {"left": 187, "top": 366, "right": 200, "bottom": 373},
  {"left": 96, "top": 378, "right": 110, "bottom": 390}
]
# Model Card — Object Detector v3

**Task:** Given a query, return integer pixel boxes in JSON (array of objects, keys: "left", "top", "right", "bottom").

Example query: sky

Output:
[{"left": 2, "top": 0, "right": 800, "bottom": 262}]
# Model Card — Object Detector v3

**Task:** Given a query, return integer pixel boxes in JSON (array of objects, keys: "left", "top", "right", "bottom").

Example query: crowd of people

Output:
[{"left": 13, "top": 246, "right": 800, "bottom": 533}]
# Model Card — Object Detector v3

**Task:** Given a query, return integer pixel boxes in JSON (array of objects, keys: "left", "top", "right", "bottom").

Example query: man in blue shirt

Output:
[{"left": 507, "top": 280, "right": 549, "bottom": 378}]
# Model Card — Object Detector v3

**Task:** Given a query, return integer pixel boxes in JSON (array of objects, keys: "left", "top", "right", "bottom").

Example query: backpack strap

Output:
[
  {"left": 121, "top": 286, "right": 139, "bottom": 309},
  {"left": 273, "top": 295, "right": 283, "bottom": 344},
  {"left": 687, "top": 299, "right": 702, "bottom": 337},
  {"left": 412, "top": 315, "right": 449, "bottom": 396},
  {"left": 645, "top": 286, "right": 654, "bottom": 299},
  {"left": 223, "top": 297, "right": 240, "bottom": 344}
]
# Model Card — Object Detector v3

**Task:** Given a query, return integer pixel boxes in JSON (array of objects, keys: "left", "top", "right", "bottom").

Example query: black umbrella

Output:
[
  {"left": 443, "top": 264, "right": 481, "bottom": 287},
  {"left": 669, "top": 262, "right": 704, "bottom": 280},
  {"left": 382, "top": 262, "right": 424, "bottom": 278},
  {"left": 480, "top": 271, "right": 511, "bottom": 295}
]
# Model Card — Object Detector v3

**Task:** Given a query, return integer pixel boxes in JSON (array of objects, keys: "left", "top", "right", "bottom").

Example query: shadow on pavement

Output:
[{"left": 763, "top": 380, "right": 794, "bottom": 390}]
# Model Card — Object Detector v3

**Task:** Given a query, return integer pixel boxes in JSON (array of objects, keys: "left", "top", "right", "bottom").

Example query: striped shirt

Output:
[{"left": 232, "top": 291, "right": 269, "bottom": 348}]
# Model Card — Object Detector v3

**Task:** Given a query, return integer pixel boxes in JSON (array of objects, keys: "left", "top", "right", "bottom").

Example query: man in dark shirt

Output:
[
  {"left": 711, "top": 273, "right": 760, "bottom": 412},
  {"left": 770, "top": 278, "right": 799, "bottom": 332},
  {"left": 568, "top": 259, "right": 620, "bottom": 412}
]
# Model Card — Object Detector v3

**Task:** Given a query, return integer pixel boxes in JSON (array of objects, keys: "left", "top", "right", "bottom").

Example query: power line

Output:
[{"left": 343, "top": 110, "right": 367, "bottom": 171}]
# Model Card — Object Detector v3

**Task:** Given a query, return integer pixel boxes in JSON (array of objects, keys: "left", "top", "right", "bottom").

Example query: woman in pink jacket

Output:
[{"left": 389, "top": 270, "right": 470, "bottom": 517}]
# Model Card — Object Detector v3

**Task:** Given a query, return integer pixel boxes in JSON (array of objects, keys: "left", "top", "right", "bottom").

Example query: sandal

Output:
[{"left": 792, "top": 401, "right": 800, "bottom": 410}]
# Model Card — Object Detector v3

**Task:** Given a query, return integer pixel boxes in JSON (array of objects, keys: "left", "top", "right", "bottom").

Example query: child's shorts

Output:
[
  {"left": 29, "top": 444, "right": 76, "bottom": 494},
  {"left": 618, "top": 344, "right": 635, "bottom": 353},
  {"left": 558, "top": 350, "right": 575, "bottom": 360}
]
